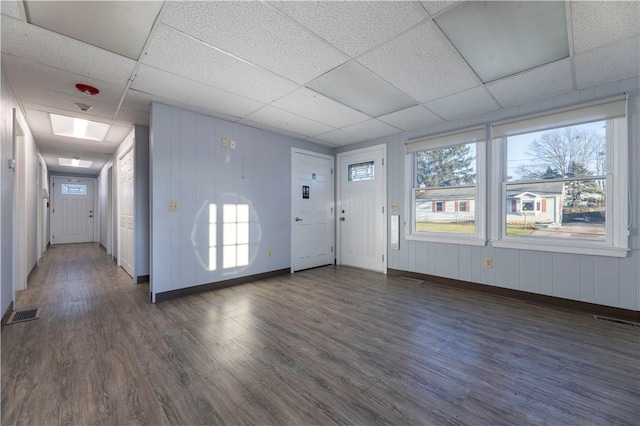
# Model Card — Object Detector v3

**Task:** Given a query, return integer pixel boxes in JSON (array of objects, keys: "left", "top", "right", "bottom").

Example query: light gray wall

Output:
[
  {"left": 338, "top": 76, "right": 640, "bottom": 311},
  {"left": 134, "top": 125, "right": 150, "bottom": 277},
  {"left": 1, "top": 68, "right": 39, "bottom": 315},
  {"left": 150, "top": 102, "right": 332, "bottom": 299}
]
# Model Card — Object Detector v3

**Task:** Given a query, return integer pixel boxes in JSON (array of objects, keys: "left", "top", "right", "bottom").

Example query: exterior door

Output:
[
  {"left": 338, "top": 144, "right": 386, "bottom": 272},
  {"left": 51, "top": 177, "right": 94, "bottom": 244},
  {"left": 291, "top": 149, "right": 334, "bottom": 272},
  {"left": 119, "top": 149, "right": 134, "bottom": 278}
]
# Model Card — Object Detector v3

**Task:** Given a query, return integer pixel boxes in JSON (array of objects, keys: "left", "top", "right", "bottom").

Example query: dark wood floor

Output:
[{"left": 2, "top": 243, "right": 639, "bottom": 425}]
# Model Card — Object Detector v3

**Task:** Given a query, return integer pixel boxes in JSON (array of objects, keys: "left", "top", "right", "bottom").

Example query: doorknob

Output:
[{"left": 295, "top": 217, "right": 303, "bottom": 222}]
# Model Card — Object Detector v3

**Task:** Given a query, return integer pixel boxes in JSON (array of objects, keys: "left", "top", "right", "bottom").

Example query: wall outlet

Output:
[
  {"left": 484, "top": 257, "right": 493, "bottom": 268},
  {"left": 230, "top": 139, "right": 236, "bottom": 149},
  {"left": 221, "top": 138, "right": 228, "bottom": 148},
  {"left": 168, "top": 201, "right": 179, "bottom": 211},
  {"left": 267, "top": 250, "right": 272, "bottom": 258}
]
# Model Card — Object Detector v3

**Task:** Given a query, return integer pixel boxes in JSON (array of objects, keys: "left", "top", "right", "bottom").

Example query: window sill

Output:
[
  {"left": 492, "top": 239, "right": 629, "bottom": 258},
  {"left": 406, "top": 233, "right": 487, "bottom": 247}
]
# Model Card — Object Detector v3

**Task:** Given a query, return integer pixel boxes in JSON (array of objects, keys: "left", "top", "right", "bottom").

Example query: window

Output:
[
  {"left": 405, "top": 127, "right": 486, "bottom": 245},
  {"left": 223, "top": 204, "right": 250, "bottom": 269},
  {"left": 61, "top": 183, "right": 86, "bottom": 195},
  {"left": 492, "top": 95, "right": 628, "bottom": 257},
  {"left": 348, "top": 161, "right": 374, "bottom": 182}
]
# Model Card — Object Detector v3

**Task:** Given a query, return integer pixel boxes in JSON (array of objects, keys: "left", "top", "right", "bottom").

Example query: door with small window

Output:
[
  {"left": 51, "top": 177, "right": 95, "bottom": 244},
  {"left": 337, "top": 144, "right": 386, "bottom": 272}
]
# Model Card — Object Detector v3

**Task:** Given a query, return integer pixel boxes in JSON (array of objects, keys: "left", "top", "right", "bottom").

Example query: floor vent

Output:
[
  {"left": 6, "top": 308, "right": 40, "bottom": 325},
  {"left": 399, "top": 276, "right": 424, "bottom": 284},
  {"left": 593, "top": 315, "right": 640, "bottom": 327}
]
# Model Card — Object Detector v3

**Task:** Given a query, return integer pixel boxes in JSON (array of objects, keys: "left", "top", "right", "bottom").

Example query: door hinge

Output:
[
  {"left": 382, "top": 206, "right": 384, "bottom": 214},
  {"left": 331, "top": 168, "right": 333, "bottom": 175},
  {"left": 331, "top": 207, "right": 333, "bottom": 213},
  {"left": 382, "top": 254, "right": 384, "bottom": 262},
  {"left": 52, "top": 235, "right": 54, "bottom": 240},
  {"left": 331, "top": 246, "right": 333, "bottom": 253},
  {"left": 382, "top": 158, "right": 384, "bottom": 166}
]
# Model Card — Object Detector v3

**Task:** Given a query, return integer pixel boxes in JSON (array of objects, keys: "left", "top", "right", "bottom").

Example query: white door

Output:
[
  {"left": 291, "top": 149, "right": 334, "bottom": 272},
  {"left": 51, "top": 177, "right": 95, "bottom": 244},
  {"left": 119, "top": 149, "right": 135, "bottom": 278},
  {"left": 338, "top": 144, "right": 387, "bottom": 272}
]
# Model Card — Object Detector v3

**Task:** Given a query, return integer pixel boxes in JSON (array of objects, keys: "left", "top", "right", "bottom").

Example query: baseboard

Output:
[
  {"left": 1, "top": 301, "right": 14, "bottom": 326},
  {"left": 387, "top": 268, "right": 640, "bottom": 322},
  {"left": 135, "top": 275, "right": 150, "bottom": 284},
  {"left": 155, "top": 268, "right": 290, "bottom": 303}
]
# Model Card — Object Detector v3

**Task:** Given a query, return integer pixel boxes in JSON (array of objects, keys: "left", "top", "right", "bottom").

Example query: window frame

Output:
[
  {"left": 405, "top": 126, "right": 487, "bottom": 246},
  {"left": 490, "top": 95, "right": 629, "bottom": 257}
]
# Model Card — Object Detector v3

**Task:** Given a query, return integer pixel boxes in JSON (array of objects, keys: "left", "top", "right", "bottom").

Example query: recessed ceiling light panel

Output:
[
  {"left": 58, "top": 157, "right": 93, "bottom": 168},
  {"left": 307, "top": 61, "right": 418, "bottom": 117},
  {"left": 49, "top": 113, "right": 110, "bottom": 141},
  {"left": 435, "top": 1, "right": 569, "bottom": 83}
]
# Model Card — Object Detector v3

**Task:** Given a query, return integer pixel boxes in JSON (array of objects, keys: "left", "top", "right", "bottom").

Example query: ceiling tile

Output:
[
  {"left": 241, "top": 106, "right": 334, "bottom": 138},
  {"left": 311, "top": 129, "right": 362, "bottom": 146},
  {"left": 132, "top": 65, "right": 265, "bottom": 119},
  {"left": 571, "top": 1, "right": 640, "bottom": 54},
  {"left": 104, "top": 125, "right": 133, "bottom": 144},
  {"left": 275, "top": 1, "right": 428, "bottom": 58},
  {"left": 25, "top": 1, "right": 163, "bottom": 60},
  {"left": 421, "top": 1, "right": 457, "bottom": 17},
  {"left": 2, "top": 54, "right": 124, "bottom": 105},
  {"left": 1, "top": 0, "right": 22, "bottom": 19},
  {"left": 424, "top": 86, "right": 499, "bottom": 121},
  {"left": 142, "top": 25, "right": 298, "bottom": 104},
  {"left": 1, "top": 15, "right": 135, "bottom": 86},
  {"left": 358, "top": 21, "right": 478, "bottom": 103},
  {"left": 305, "top": 137, "right": 339, "bottom": 148},
  {"left": 487, "top": 59, "right": 573, "bottom": 107},
  {"left": 114, "top": 106, "right": 149, "bottom": 127},
  {"left": 378, "top": 105, "right": 444, "bottom": 131},
  {"left": 575, "top": 37, "right": 640, "bottom": 89},
  {"left": 271, "top": 88, "right": 369, "bottom": 128},
  {"left": 161, "top": 1, "right": 347, "bottom": 84},
  {"left": 340, "top": 119, "right": 401, "bottom": 142},
  {"left": 24, "top": 108, "right": 52, "bottom": 134}
]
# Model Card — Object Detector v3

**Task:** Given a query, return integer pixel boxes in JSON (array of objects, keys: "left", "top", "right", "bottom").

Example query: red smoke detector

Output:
[{"left": 75, "top": 83, "right": 99, "bottom": 96}]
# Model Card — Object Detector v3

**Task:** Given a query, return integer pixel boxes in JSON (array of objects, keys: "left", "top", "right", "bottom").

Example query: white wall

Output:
[
  {"left": 150, "top": 102, "right": 333, "bottom": 300},
  {"left": 1, "top": 68, "right": 39, "bottom": 315},
  {"left": 338, "top": 76, "right": 640, "bottom": 312}
]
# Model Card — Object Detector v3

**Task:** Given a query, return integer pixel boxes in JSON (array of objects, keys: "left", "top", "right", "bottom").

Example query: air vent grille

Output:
[{"left": 593, "top": 315, "right": 640, "bottom": 327}]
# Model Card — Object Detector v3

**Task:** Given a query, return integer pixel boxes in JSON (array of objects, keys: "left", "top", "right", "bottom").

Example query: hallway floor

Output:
[{"left": 2, "top": 243, "right": 639, "bottom": 425}]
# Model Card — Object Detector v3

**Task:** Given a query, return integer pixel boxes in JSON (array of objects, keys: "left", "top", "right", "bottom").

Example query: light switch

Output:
[
  {"left": 168, "top": 201, "right": 179, "bottom": 211},
  {"left": 221, "top": 138, "right": 228, "bottom": 148},
  {"left": 230, "top": 139, "right": 236, "bottom": 149}
]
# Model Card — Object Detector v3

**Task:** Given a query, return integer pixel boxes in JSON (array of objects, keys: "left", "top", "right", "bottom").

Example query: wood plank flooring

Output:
[{"left": 2, "top": 243, "right": 639, "bottom": 425}]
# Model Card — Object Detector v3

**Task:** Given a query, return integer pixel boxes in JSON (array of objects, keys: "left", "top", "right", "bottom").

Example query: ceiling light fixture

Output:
[
  {"left": 307, "top": 62, "right": 418, "bottom": 117},
  {"left": 435, "top": 1, "right": 569, "bottom": 83},
  {"left": 58, "top": 157, "right": 93, "bottom": 168},
  {"left": 75, "top": 83, "right": 100, "bottom": 96},
  {"left": 49, "top": 113, "right": 110, "bottom": 141}
]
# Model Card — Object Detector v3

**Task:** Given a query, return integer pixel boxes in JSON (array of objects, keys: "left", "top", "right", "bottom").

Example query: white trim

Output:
[
  {"left": 290, "top": 148, "right": 335, "bottom": 273},
  {"left": 492, "top": 240, "right": 628, "bottom": 258},
  {"left": 405, "top": 233, "right": 487, "bottom": 246}
]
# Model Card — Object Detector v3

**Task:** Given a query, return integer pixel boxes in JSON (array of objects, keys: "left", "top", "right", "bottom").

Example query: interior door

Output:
[
  {"left": 51, "top": 177, "right": 94, "bottom": 244},
  {"left": 291, "top": 149, "right": 334, "bottom": 272},
  {"left": 119, "top": 149, "right": 134, "bottom": 278},
  {"left": 338, "top": 145, "right": 386, "bottom": 272}
]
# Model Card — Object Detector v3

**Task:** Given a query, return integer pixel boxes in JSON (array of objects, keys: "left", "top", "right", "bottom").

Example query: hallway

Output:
[{"left": 2, "top": 243, "right": 639, "bottom": 425}]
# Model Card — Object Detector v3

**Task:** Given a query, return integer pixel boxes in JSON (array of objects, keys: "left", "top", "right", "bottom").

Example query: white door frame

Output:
[
  {"left": 12, "top": 109, "right": 27, "bottom": 296},
  {"left": 336, "top": 143, "right": 387, "bottom": 273},
  {"left": 290, "top": 148, "right": 335, "bottom": 273}
]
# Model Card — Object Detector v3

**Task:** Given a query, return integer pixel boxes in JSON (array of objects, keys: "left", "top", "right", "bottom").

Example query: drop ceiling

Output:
[{"left": 1, "top": 1, "right": 638, "bottom": 175}]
